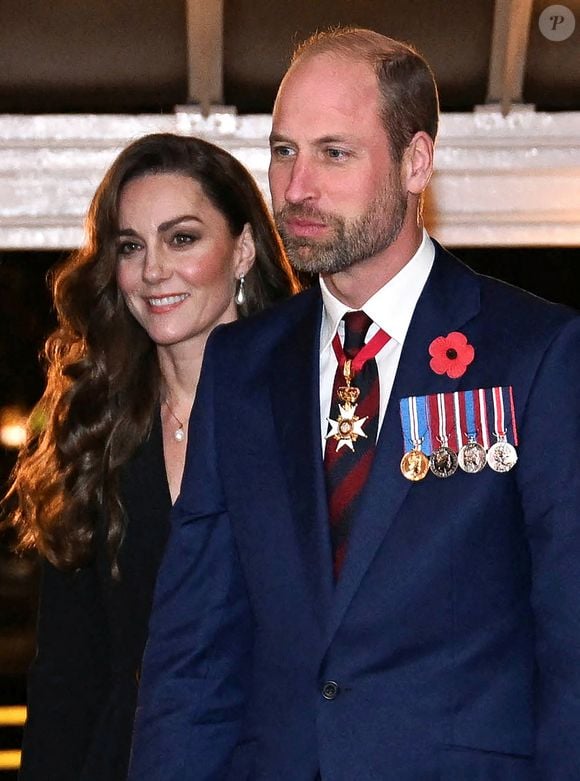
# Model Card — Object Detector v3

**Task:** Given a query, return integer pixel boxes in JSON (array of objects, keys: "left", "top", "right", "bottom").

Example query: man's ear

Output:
[{"left": 401, "top": 131, "right": 434, "bottom": 196}]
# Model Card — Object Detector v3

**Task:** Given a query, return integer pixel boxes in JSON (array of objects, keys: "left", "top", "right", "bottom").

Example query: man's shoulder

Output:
[
  {"left": 213, "top": 286, "right": 321, "bottom": 348},
  {"left": 216, "top": 286, "right": 321, "bottom": 342},
  {"left": 436, "top": 242, "right": 579, "bottom": 335},
  {"left": 477, "top": 268, "right": 578, "bottom": 341}
]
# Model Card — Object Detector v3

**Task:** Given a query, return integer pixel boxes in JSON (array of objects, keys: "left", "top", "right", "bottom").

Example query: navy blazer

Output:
[{"left": 130, "top": 246, "right": 580, "bottom": 781}]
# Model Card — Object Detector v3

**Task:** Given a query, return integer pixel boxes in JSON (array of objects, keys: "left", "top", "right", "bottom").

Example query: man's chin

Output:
[{"left": 286, "top": 243, "right": 326, "bottom": 273}]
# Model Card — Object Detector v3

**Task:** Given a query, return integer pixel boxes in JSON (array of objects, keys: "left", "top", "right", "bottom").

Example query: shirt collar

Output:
[{"left": 319, "top": 230, "right": 435, "bottom": 352}]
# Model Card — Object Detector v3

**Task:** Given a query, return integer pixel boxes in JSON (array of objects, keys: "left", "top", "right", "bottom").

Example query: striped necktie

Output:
[{"left": 324, "top": 311, "right": 389, "bottom": 578}]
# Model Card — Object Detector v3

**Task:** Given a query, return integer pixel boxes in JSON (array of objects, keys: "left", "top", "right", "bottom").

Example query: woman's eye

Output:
[
  {"left": 171, "top": 233, "right": 196, "bottom": 246},
  {"left": 117, "top": 240, "right": 142, "bottom": 256}
]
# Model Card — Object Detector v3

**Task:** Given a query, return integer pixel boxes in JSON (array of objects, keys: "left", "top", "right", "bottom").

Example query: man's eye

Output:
[
  {"left": 326, "top": 148, "right": 348, "bottom": 160},
  {"left": 271, "top": 145, "right": 295, "bottom": 158}
]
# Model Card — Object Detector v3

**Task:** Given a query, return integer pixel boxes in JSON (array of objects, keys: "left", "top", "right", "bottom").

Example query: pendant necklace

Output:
[{"left": 163, "top": 399, "right": 187, "bottom": 442}]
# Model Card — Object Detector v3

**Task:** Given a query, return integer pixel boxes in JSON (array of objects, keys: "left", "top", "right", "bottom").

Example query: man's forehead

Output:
[
  {"left": 272, "top": 55, "right": 383, "bottom": 141},
  {"left": 280, "top": 50, "right": 375, "bottom": 92},
  {"left": 275, "top": 56, "right": 378, "bottom": 116}
]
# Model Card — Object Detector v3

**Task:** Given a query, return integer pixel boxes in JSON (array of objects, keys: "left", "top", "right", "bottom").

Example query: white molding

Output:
[{"left": 1, "top": 109, "right": 579, "bottom": 250}]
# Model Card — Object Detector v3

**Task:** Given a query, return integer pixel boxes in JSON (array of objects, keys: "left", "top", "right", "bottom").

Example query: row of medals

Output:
[
  {"left": 400, "top": 437, "right": 518, "bottom": 482},
  {"left": 331, "top": 369, "right": 518, "bottom": 482}
]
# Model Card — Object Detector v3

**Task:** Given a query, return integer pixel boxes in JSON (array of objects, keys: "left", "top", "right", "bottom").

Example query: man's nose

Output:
[{"left": 283, "top": 156, "right": 319, "bottom": 205}]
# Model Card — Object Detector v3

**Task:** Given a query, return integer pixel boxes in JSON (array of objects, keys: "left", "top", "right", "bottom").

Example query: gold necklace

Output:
[{"left": 163, "top": 399, "right": 186, "bottom": 442}]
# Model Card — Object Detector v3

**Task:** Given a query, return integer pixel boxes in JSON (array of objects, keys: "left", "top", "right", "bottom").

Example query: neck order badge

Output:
[
  {"left": 324, "top": 311, "right": 391, "bottom": 577},
  {"left": 326, "top": 316, "right": 390, "bottom": 452}
]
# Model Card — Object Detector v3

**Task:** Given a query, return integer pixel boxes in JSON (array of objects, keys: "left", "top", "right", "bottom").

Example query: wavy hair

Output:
[{"left": 5, "top": 133, "right": 299, "bottom": 573}]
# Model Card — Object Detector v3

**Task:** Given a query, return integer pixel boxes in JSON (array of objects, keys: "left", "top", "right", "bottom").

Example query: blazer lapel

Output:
[
  {"left": 325, "top": 246, "right": 483, "bottom": 649},
  {"left": 269, "top": 288, "right": 335, "bottom": 616}
]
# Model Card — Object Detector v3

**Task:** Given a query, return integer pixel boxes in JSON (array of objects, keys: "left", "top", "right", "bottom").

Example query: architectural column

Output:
[
  {"left": 184, "top": 0, "right": 225, "bottom": 114},
  {"left": 486, "top": 0, "right": 534, "bottom": 115}
]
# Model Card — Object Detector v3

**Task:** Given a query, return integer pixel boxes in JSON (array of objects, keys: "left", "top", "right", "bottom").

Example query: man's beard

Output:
[{"left": 274, "top": 178, "right": 407, "bottom": 275}]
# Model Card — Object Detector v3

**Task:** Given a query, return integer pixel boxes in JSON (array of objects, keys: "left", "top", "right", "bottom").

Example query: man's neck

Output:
[{"left": 322, "top": 225, "right": 423, "bottom": 309}]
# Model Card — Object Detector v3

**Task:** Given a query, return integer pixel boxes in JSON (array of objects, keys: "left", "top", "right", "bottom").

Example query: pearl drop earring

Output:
[{"left": 235, "top": 275, "right": 246, "bottom": 306}]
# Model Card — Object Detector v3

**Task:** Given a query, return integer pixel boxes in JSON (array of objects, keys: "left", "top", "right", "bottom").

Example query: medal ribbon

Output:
[
  {"left": 487, "top": 385, "right": 517, "bottom": 445},
  {"left": 452, "top": 392, "right": 464, "bottom": 450},
  {"left": 400, "top": 395, "right": 430, "bottom": 454},
  {"left": 508, "top": 386, "right": 519, "bottom": 446},
  {"left": 491, "top": 386, "right": 507, "bottom": 440},
  {"left": 331, "top": 327, "right": 390, "bottom": 379},
  {"left": 478, "top": 388, "right": 491, "bottom": 449},
  {"left": 463, "top": 389, "right": 478, "bottom": 441},
  {"left": 426, "top": 392, "right": 448, "bottom": 451},
  {"left": 437, "top": 393, "right": 448, "bottom": 446}
]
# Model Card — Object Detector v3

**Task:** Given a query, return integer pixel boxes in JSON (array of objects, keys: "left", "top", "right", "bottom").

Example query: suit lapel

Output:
[
  {"left": 269, "top": 288, "right": 335, "bottom": 617},
  {"left": 325, "top": 246, "right": 482, "bottom": 649}
]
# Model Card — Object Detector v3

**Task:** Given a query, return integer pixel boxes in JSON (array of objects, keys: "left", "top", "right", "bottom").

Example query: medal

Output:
[
  {"left": 326, "top": 324, "right": 390, "bottom": 453},
  {"left": 458, "top": 441, "right": 486, "bottom": 473},
  {"left": 486, "top": 386, "right": 518, "bottom": 473},
  {"left": 326, "top": 407, "right": 369, "bottom": 451},
  {"left": 458, "top": 389, "right": 486, "bottom": 474},
  {"left": 399, "top": 395, "right": 429, "bottom": 481},
  {"left": 400, "top": 448, "right": 430, "bottom": 481},
  {"left": 429, "top": 446, "right": 458, "bottom": 478},
  {"left": 326, "top": 359, "right": 369, "bottom": 452},
  {"left": 458, "top": 441, "right": 487, "bottom": 473},
  {"left": 428, "top": 393, "right": 458, "bottom": 478},
  {"left": 487, "top": 440, "right": 518, "bottom": 472}
]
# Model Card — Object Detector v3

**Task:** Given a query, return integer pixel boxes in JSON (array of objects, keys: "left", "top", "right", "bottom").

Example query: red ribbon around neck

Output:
[{"left": 331, "top": 327, "right": 391, "bottom": 378}]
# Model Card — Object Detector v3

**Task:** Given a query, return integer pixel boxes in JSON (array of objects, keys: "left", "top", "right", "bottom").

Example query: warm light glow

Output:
[
  {"left": 0, "top": 705, "right": 26, "bottom": 726},
  {"left": 0, "top": 750, "right": 21, "bottom": 770},
  {"left": 0, "top": 406, "right": 29, "bottom": 449},
  {"left": 0, "top": 424, "right": 26, "bottom": 448},
  {"left": 0, "top": 707, "right": 26, "bottom": 769}
]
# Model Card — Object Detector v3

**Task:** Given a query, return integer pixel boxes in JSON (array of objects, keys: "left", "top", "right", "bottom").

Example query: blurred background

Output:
[{"left": 1, "top": 0, "right": 579, "bottom": 776}]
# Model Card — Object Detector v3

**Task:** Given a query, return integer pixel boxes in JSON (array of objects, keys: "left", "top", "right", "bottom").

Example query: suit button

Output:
[{"left": 321, "top": 681, "right": 339, "bottom": 700}]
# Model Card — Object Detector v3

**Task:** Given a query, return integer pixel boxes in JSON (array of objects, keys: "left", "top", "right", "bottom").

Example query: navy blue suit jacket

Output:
[{"left": 130, "top": 246, "right": 580, "bottom": 781}]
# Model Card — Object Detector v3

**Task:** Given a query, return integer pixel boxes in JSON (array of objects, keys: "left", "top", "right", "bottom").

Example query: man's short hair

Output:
[{"left": 291, "top": 27, "right": 439, "bottom": 163}]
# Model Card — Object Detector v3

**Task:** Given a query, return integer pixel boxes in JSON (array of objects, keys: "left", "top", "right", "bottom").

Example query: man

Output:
[{"left": 129, "top": 28, "right": 580, "bottom": 781}]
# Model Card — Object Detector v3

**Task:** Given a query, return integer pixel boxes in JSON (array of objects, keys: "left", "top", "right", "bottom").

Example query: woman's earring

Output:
[{"left": 235, "top": 275, "right": 246, "bottom": 306}]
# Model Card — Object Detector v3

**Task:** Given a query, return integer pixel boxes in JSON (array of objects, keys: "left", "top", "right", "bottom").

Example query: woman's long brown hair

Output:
[{"left": 4, "top": 133, "right": 299, "bottom": 574}]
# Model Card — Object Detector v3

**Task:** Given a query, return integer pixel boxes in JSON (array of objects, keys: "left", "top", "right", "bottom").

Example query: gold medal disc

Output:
[{"left": 400, "top": 449, "right": 430, "bottom": 481}]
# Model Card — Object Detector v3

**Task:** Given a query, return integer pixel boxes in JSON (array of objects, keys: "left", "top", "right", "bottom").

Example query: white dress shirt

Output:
[{"left": 319, "top": 230, "right": 435, "bottom": 448}]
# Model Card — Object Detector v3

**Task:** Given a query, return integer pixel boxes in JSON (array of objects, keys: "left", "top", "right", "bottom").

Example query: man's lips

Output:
[{"left": 284, "top": 218, "right": 329, "bottom": 238}]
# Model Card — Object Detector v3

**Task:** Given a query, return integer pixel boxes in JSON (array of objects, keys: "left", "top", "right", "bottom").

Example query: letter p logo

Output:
[{"left": 539, "top": 4, "right": 576, "bottom": 40}]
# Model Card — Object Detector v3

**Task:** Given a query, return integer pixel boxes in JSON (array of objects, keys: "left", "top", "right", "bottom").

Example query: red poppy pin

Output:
[{"left": 429, "top": 331, "right": 475, "bottom": 379}]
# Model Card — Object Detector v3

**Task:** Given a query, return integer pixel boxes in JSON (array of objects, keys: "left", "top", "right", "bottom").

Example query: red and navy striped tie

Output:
[{"left": 324, "top": 311, "right": 385, "bottom": 578}]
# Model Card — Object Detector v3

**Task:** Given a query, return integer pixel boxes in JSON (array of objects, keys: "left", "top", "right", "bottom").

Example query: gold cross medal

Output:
[{"left": 326, "top": 359, "right": 369, "bottom": 452}]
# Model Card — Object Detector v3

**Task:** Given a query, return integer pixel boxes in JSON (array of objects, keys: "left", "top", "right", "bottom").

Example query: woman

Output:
[{"left": 6, "top": 133, "right": 299, "bottom": 780}]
